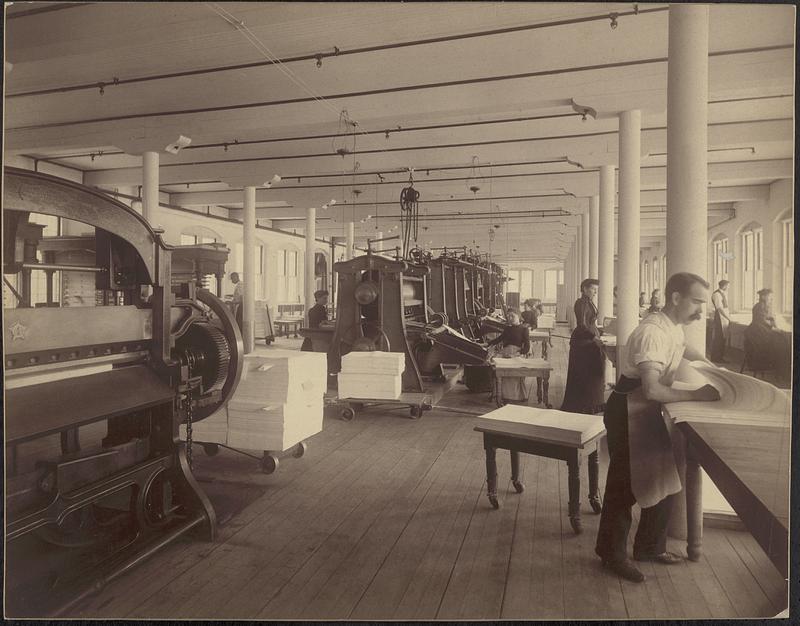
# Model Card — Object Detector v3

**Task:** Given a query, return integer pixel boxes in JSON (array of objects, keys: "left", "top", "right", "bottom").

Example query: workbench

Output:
[
  {"left": 474, "top": 406, "right": 605, "bottom": 534},
  {"left": 492, "top": 357, "right": 553, "bottom": 408}
]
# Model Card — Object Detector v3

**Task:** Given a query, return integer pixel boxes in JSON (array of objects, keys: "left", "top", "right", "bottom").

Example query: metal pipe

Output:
[
  {"left": 12, "top": 46, "right": 789, "bottom": 131},
  {"left": 8, "top": 7, "right": 669, "bottom": 99},
  {"left": 21, "top": 263, "right": 106, "bottom": 273}
]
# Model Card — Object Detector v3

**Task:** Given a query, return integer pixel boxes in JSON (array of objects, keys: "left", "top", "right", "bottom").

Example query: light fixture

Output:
[
  {"left": 264, "top": 174, "right": 282, "bottom": 188},
  {"left": 164, "top": 135, "right": 192, "bottom": 154}
]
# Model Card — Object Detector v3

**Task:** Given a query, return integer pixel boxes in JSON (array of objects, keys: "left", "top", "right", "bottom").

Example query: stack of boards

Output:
[
  {"left": 181, "top": 348, "right": 327, "bottom": 452},
  {"left": 338, "top": 351, "right": 406, "bottom": 400}
]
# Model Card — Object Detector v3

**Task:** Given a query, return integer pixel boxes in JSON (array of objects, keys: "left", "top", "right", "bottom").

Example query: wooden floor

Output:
[{"left": 68, "top": 332, "right": 787, "bottom": 620}]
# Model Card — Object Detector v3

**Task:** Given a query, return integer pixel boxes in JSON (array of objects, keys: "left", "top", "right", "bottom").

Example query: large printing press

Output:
[
  {"left": 3, "top": 168, "right": 243, "bottom": 616},
  {"left": 316, "top": 246, "right": 511, "bottom": 395}
]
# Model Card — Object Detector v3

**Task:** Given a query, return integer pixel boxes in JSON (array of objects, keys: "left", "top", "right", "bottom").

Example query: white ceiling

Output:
[{"left": 4, "top": 2, "right": 795, "bottom": 262}]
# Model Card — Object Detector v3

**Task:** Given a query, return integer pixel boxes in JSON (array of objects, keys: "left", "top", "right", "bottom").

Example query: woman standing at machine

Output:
[{"left": 561, "top": 278, "right": 605, "bottom": 415}]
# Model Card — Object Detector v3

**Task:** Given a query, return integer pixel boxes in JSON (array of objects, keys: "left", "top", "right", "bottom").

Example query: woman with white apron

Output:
[{"left": 595, "top": 273, "right": 720, "bottom": 583}]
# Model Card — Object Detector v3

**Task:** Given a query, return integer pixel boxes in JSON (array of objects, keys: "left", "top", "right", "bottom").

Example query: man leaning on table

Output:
[{"left": 595, "top": 272, "right": 721, "bottom": 583}]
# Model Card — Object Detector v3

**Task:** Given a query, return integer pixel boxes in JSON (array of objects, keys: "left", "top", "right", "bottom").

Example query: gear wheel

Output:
[{"left": 175, "top": 321, "right": 230, "bottom": 393}]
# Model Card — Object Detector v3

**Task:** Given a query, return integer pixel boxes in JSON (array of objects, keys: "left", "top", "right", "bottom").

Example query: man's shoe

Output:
[
  {"left": 634, "top": 551, "right": 683, "bottom": 565},
  {"left": 601, "top": 558, "right": 645, "bottom": 583}
]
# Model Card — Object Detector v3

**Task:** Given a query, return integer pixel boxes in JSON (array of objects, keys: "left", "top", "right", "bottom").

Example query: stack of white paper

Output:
[
  {"left": 474, "top": 404, "right": 605, "bottom": 447},
  {"left": 226, "top": 348, "right": 327, "bottom": 451},
  {"left": 180, "top": 406, "right": 228, "bottom": 444},
  {"left": 666, "top": 362, "right": 790, "bottom": 428},
  {"left": 338, "top": 351, "right": 405, "bottom": 400}
]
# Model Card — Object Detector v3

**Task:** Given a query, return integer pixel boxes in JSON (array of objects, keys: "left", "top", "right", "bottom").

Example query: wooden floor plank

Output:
[
  {"left": 726, "top": 530, "right": 788, "bottom": 614},
  {"left": 702, "top": 528, "right": 776, "bottom": 618},
  {"left": 349, "top": 423, "right": 478, "bottom": 619}
]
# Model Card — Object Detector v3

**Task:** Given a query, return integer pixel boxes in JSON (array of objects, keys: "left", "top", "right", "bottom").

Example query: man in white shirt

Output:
[
  {"left": 595, "top": 272, "right": 720, "bottom": 583},
  {"left": 230, "top": 272, "right": 243, "bottom": 330},
  {"left": 709, "top": 279, "right": 731, "bottom": 362}
]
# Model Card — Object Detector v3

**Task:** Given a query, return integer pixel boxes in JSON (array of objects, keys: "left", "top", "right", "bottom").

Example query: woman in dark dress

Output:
[{"left": 561, "top": 278, "right": 605, "bottom": 414}]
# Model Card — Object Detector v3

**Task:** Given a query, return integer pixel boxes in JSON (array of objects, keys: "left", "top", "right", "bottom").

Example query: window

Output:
[
  {"left": 544, "top": 269, "right": 559, "bottom": 301},
  {"left": 277, "top": 248, "right": 299, "bottom": 302},
  {"left": 235, "top": 243, "right": 265, "bottom": 300},
  {"left": 652, "top": 257, "right": 660, "bottom": 292},
  {"left": 661, "top": 254, "right": 667, "bottom": 292},
  {"left": 782, "top": 218, "right": 794, "bottom": 313},
  {"left": 30, "top": 214, "right": 61, "bottom": 306},
  {"left": 519, "top": 270, "right": 533, "bottom": 302},
  {"left": 712, "top": 236, "right": 729, "bottom": 289},
  {"left": 643, "top": 260, "right": 650, "bottom": 297},
  {"left": 740, "top": 225, "right": 762, "bottom": 311}
]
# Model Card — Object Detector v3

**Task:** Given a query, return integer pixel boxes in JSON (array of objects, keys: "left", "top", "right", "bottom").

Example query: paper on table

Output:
[{"left": 666, "top": 361, "right": 790, "bottom": 427}]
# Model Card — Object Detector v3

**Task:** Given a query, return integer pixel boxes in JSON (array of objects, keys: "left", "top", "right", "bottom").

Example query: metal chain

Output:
[{"left": 184, "top": 390, "right": 194, "bottom": 470}]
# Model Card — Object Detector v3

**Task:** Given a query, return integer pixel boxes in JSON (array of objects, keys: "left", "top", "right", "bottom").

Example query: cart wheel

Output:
[
  {"left": 589, "top": 495, "right": 602, "bottom": 514},
  {"left": 488, "top": 495, "right": 500, "bottom": 509},
  {"left": 569, "top": 516, "right": 583, "bottom": 535},
  {"left": 512, "top": 480, "right": 525, "bottom": 494},
  {"left": 409, "top": 406, "right": 422, "bottom": 419},
  {"left": 293, "top": 441, "right": 308, "bottom": 458},
  {"left": 202, "top": 443, "right": 220, "bottom": 457},
  {"left": 341, "top": 407, "right": 355, "bottom": 421},
  {"left": 261, "top": 454, "right": 279, "bottom": 474}
]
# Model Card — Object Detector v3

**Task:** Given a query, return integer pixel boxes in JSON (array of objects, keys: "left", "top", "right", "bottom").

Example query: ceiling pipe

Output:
[
  {"left": 10, "top": 45, "right": 790, "bottom": 130},
  {"left": 7, "top": 6, "right": 669, "bottom": 98}
]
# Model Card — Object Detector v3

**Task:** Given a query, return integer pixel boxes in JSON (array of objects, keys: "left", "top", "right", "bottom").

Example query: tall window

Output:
[
  {"left": 277, "top": 249, "right": 299, "bottom": 302},
  {"left": 782, "top": 217, "right": 794, "bottom": 313},
  {"left": 31, "top": 214, "right": 61, "bottom": 306},
  {"left": 643, "top": 260, "right": 650, "bottom": 297},
  {"left": 235, "top": 243, "right": 265, "bottom": 300},
  {"left": 544, "top": 269, "right": 559, "bottom": 301},
  {"left": 507, "top": 269, "right": 520, "bottom": 294},
  {"left": 652, "top": 256, "right": 660, "bottom": 292},
  {"left": 661, "top": 254, "right": 667, "bottom": 291},
  {"left": 712, "top": 236, "right": 729, "bottom": 289},
  {"left": 740, "top": 225, "right": 763, "bottom": 311},
  {"left": 519, "top": 270, "right": 533, "bottom": 302}
]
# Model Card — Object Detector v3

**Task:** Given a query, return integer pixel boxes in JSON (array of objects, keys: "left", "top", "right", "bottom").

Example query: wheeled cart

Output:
[
  {"left": 337, "top": 365, "right": 462, "bottom": 421},
  {"left": 192, "top": 439, "right": 309, "bottom": 474}
]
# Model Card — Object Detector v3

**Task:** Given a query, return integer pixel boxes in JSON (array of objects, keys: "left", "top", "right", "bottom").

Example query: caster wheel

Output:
[
  {"left": 687, "top": 546, "right": 702, "bottom": 562},
  {"left": 341, "top": 407, "right": 355, "bottom": 421},
  {"left": 569, "top": 516, "right": 583, "bottom": 534},
  {"left": 409, "top": 406, "right": 422, "bottom": 419},
  {"left": 293, "top": 441, "right": 308, "bottom": 458},
  {"left": 589, "top": 497, "right": 602, "bottom": 514},
  {"left": 261, "top": 454, "right": 279, "bottom": 474},
  {"left": 512, "top": 480, "right": 525, "bottom": 494},
  {"left": 202, "top": 443, "right": 220, "bottom": 457},
  {"left": 488, "top": 495, "right": 500, "bottom": 509}
]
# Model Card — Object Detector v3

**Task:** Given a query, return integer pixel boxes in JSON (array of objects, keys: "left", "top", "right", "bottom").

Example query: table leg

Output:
[
  {"left": 588, "top": 448, "right": 602, "bottom": 513},
  {"left": 685, "top": 451, "right": 703, "bottom": 561},
  {"left": 542, "top": 340, "right": 548, "bottom": 360},
  {"left": 484, "top": 437, "right": 499, "bottom": 509},
  {"left": 567, "top": 453, "right": 582, "bottom": 534},
  {"left": 536, "top": 377, "right": 543, "bottom": 404},
  {"left": 495, "top": 374, "right": 504, "bottom": 408},
  {"left": 510, "top": 450, "right": 524, "bottom": 493},
  {"left": 542, "top": 373, "right": 551, "bottom": 408}
]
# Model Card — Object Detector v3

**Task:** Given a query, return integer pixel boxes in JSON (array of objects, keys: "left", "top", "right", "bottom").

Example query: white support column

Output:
[
  {"left": 345, "top": 222, "right": 355, "bottom": 260},
  {"left": 305, "top": 207, "right": 316, "bottom": 325},
  {"left": 581, "top": 211, "right": 590, "bottom": 280},
  {"left": 242, "top": 186, "right": 256, "bottom": 354},
  {"left": 618, "top": 110, "right": 642, "bottom": 352},
  {"left": 667, "top": 3, "right": 710, "bottom": 353},
  {"left": 375, "top": 231, "right": 383, "bottom": 253},
  {"left": 142, "top": 151, "right": 159, "bottom": 224},
  {"left": 589, "top": 195, "right": 600, "bottom": 279},
  {"left": 598, "top": 166, "right": 615, "bottom": 323}
]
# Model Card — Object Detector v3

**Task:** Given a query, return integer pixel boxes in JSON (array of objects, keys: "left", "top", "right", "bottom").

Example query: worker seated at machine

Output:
[
  {"left": 301, "top": 289, "right": 332, "bottom": 351},
  {"left": 486, "top": 310, "right": 532, "bottom": 402}
]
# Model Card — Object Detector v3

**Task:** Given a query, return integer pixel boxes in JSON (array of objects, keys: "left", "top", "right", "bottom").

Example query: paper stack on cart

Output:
[
  {"left": 338, "top": 351, "right": 405, "bottom": 400},
  {"left": 180, "top": 406, "right": 228, "bottom": 444},
  {"left": 226, "top": 348, "right": 327, "bottom": 452}
]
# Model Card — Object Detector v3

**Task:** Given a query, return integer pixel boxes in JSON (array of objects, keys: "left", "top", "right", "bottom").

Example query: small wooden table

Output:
[
  {"left": 529, "top": 329, "right": 552, "bottom": 359},
  {"left": 492, "top": 357, "right": 553, "bottom": 408},
  {"left": 474, "top": 406, "right": 606, "bottom": 534}
]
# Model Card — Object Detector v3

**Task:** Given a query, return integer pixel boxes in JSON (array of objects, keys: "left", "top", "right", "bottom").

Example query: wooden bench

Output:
[{"left": 474, "top": 406, "right": 605, "bottom": 534}]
